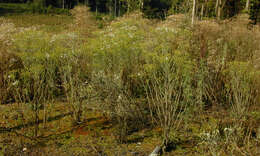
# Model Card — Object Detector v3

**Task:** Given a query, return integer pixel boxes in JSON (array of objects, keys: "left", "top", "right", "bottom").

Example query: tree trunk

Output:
[
  {"left": 114, "top": 0, "right": 117, "bottom": 17},
  {"left": 205, "top": 0, "right": 208, "bottom": 17},
  {"left": 127, "top": 0, "right": 130, "bottom": 14},
  {"left": 217, "top": 0, "right": 227, "bottom": 20},
  {"left": 96, "top": 5, "right": 98, "bottom": 16},
  {"left": 140, "top": 0, "right": 143, "bottom": 11},
  {"left": 118, "top": 0, "right": 120, "bottom": 16},
  {"left": 215, "top": 0, "right": 219, "bottom": 15},
  {"left": 201, "top": 2, "right": 205, "bottom": 18},
  {"left": 245, "top": 0, "right": 250, "bottom": 12},
  {"left": 217, "top": 0, "right": 222, "bottom": 20},
  {"left": 192, "top": 0, "right": 196, "bottom": 25}
]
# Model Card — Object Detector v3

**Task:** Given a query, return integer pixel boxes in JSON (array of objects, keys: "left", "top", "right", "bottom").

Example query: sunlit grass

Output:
[{"left": 2, "top": 14, "right": 73, "bottom": 33}]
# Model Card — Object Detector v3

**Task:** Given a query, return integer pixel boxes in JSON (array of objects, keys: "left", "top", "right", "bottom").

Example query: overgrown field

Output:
[{"left": 1, "top": 6, "right": 260, "bottom": 156}]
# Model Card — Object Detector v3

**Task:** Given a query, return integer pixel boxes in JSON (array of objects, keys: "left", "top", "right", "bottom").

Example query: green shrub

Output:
[
  {"left": 224, "top": 61, "right": 260, "bottom": 119},
  {"left": 86, "top": 14, "right": 153, "bottom": 142},
  {"left": 5, "top": 29, "right": 86, "bottom": 135},
  {"left": 90, "top": 15, "right": 150, "bottom": 96},
  {"left": 145, "top": 51, "right": 194, "bottom": 148}
]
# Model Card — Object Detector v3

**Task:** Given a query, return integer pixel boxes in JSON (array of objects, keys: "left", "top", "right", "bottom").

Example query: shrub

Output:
[
  {"left": 90, "top": 13, "right": 150, "bottom": 97},
  {"left": 86, "top": 14, "right": 153, "bottom": 142},
  {"left": 60, "top": 49, "right": 94, "bottom": 125},
  {"left": 224, "top": 61, "right": 260, "bottom": 119},
  {"left": 144, "top": 51, "right": 194, "bottom": 148},
  {"left": 0, "top": 51, "right": 23, "bottom": 104},
  {"left": 7, "top": 29, "right": 86, "bottom": 136}
]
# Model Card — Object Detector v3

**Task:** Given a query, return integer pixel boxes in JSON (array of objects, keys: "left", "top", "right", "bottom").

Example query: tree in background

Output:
[
  {"left": 245, "top": 0, "right": 250, "bottom": 12},
  {"left": 192, "top": 0, "right": 196, "bottom": 24},
  {"left": 250, "top": 0, "right": 260, "bottom": 24},
  {"left": 143, "top": 0, "right": 172, "bottom": 18},
  {"left": 0, "top": 0, "right": 259, "bottom": 23}
]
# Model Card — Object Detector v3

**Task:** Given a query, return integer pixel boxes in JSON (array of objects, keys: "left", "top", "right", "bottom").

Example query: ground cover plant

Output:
[{"left": 0, "top": 3, "right": 260, "bottom": 156}]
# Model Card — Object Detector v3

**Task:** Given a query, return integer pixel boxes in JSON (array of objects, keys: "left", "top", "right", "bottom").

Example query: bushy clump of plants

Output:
[
  {"left": 0, "top": 51, "right": 23, "bottom": 104},
  {"left": 2, "top": 28, "right": 93, "bottom": 135},
  {"left": 197, "top": 61, "right": 260, "bottom": 155},
  {"left": 89, "top": 13, "right": 151, "bottom": 96},
  {"left": 59, "top": 49, "right": 94, "bottom": 125},
  {"left": 224, "top": 61, "right": 259, "bottom": 119},
  {"left": 86, "top": 14, "right": 152, "bottom": 142},
  {"left": 145, "top": 51, "right": 195, "bottom": 149}
]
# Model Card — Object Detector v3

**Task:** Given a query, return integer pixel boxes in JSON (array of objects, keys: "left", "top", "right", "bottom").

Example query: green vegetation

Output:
[
  {"left": 0, "top": 2, "right": 260, "bottom": 156},
  {"left": 0, "top": 3, "right": 69, "bottom": 15}
]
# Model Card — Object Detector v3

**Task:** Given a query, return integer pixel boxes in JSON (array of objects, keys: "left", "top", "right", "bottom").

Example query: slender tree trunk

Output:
[
  {"left": 216, "top": 0, "right": 226, "bottom": 20},
  {"left": 96, "top": 5, "right": 98, "bottom": 16},
  {"left": 196, "top": 2, "right": 199, "bottom": 17},
  {"left": 217, "top": 0, "right": 221, "bottom": 20},
  {"left": 245, "top": 0, "right": 250, "bottom": 12},
  {"left": 118, "top": 0, "right": 121, "bottom": 16},
  {"left": 201, "top": 2, "right": 205, "bottom": 19},
  {"left": 192, "top": 0, "right": 196, "bottom": 25},
  {"left": 140, "top": 0, "right": 143, "bottom": 11},
  {"left": 127, "top": 0, "right": 130, "bottom": 14},
  {"left": 215, "top": 0, "right": 219, "bottom": 15},
  {"left": 62, "top": 0, "right": 65, "bottom": 9},
  {"left": 115, "top": 0, "right": 117, "bottom": 17}
]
